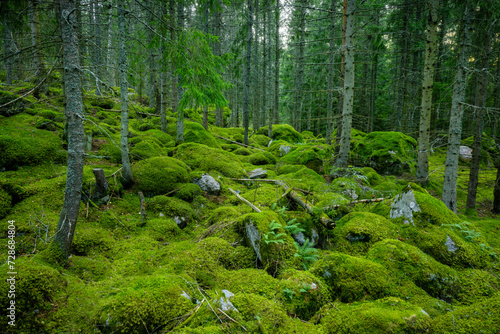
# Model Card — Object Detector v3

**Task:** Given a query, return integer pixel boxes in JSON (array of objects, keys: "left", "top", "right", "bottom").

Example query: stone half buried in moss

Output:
[
  {"left": 351, "top": 131, "right": 417, "bottom": 175},
  {"left": 148, "top": 195, "right": 196, "bottom": 228},
  {"left": 319, "top": 297, "right": 431, "bottom": 334},
  {"left": 132, "top": 156, "right": 189, "bottom": 196},
  {"left": 258, "top": 124, "right": 303, "bottom": 143},
  {"left": 193, "top": 174, "right": 221, "bottom": 195},
  {"left": 279, "top": 145, "right": 325, "bottom": 173},
  {"left": 267, "top": 139, "right": 297, "bottom": 157},
  {"left": 330, "top": 212, "right": 397, "bottom": 256},
  {"left": 174, "top": 142, "right": 247, "bottom": 178}
]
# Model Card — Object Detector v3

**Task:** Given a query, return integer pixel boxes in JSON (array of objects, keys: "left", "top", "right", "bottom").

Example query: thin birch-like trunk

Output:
[{"left": 244, "top": 0, "right": 253, "bottom": 145}]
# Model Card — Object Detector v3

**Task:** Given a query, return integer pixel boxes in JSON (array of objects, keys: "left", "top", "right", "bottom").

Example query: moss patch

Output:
[
  {"left": 280, "top": 145, "right": 325, "bottom": 173},
  {"left": 132, "top": 156, "right": 189, "bottom": 196},
  {"left": 248, "top": 151, "right": 277, "bottom": 165},
  {"left": 258, "top": 124, "right": 303, "bottom": 143}
]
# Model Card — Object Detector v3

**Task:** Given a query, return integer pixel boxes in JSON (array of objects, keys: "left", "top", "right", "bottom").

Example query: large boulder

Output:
[
  {"left": 258, "top": 124, "right": 303, "bottom": 143},
  {"left": 132, "top": 156, "right": 189, "bottom": 196}
]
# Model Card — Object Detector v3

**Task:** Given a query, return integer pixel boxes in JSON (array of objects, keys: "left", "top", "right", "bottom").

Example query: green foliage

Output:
[
  {"left": 263, "top": 220, "right": 287, "bottom": 245},
  {"left": 0, "top": 186, "right": 12, "bottom": 219},
  {"left": 294, "top": 240, "right": 319, "bottom": 270}
]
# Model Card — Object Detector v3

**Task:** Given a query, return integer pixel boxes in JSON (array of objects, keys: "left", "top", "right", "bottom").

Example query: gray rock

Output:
[
  {"left": 246, "top": 221, "right": 261, "bottom": 262},
  {"left": 174, "top": 216, "right": 187, "bottom": 229},
  {"left": 390, "top": 190, "right": 421, "bottom": 225},
  {"left": 459, "top": 146, "right": 473, "bottom": 161},
  {"left": 219, "top": 289, "right": 237, "bottom": 312},
  {"left": 194, "top": 174, "right": 221, "bottom": 195},
  {"left": 249, "top": 168, "right": 268, "bottom": 179},
  {"left": 445, "top": 235, "right": 459, "bottom": 253},
  {"left": 279, "top": 145, "right": 291, "bottom": 156}
]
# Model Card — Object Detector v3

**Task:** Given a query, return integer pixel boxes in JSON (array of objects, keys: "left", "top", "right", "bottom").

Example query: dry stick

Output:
[
  {"left": 217, "top": 308, "right": 247, "bottom": 331},
  {"left": 138, "top": 191, "right": 147, "bottom": 225},
  {"left": 228, "top": 188, "right": 262, "bottom": 213},
  {"left": 231, "top": 178, "right": 280, "bottom": 182},
  {"left": 276, "top": 180, "right": 335, "bottom": 229},
  {"left": 323, "top": 197, "right": 386, "bottom": 210},
  {"left": 175, "top": 299, "right": 205, "bottom": 330},
  {"left": 213, "top": 134, "right": 265, "bottom": 152}
]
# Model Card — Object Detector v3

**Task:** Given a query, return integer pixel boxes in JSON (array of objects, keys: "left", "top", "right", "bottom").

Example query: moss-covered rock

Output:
[
  {"left": 248, "top": 151, "right": 277, "bottom": 165},
  {"left": 371, "top": 181, "right": 401, "bottom": 198},
  {"left": 148, "top": 196, "right": 196, "bottom": 227},
  {"left": 252, "top": 134, "right": 271, "bottom": 147},
  {"left": 132, "top": 156, "right": 189, "bottom": 196},
  {"left": 174, "top": 142, "right": 246, "bottom": 178},
  {"left": 412, "top": 191, "right": 461, "bottom": 226},
  {"left": 68, "top": 255, "right": 110, "bottom": 282},
  {"left": 280, "top": 167, "right": 327, "bottom": 193},
  {"left": 72, "top": 226, "right": 114, "bottom": 256},
  {"left": 183, "top": 121, "right": 221, "bottom": 148},
  {"left": 233, "top": 147, "right": 253, "bottom": 156},
  {"left": 0, "top": 186, "right": 12, "bottom": 219},
  {"left": 198, "top": 237, "right": 255, "bottom": 270},
  {"left": 280, "top": 145, "right": 324, "bottom": 173},
  {"left": 267, "top": 139, "right": 297, "bottom": 157},
  {"left": 331, "top": 212, "right": 397, "bottom": 256},
  {"left": 89, "top": 97, "right": 115, "bottom": 109},
  {"left": 0, "top": 114, "right": 66, "bottom": 170},
  {"left": 129, "top": 137, "right": 167, "bottom": 160},
  {"left": 329, "top": 177, "right": 365, "bottom": 200},
  {"left": 0, "top": 89, "right": 33, "bottom": 116},
  {"left": 367, "top": 239, "right": 460, "bottom": 301},
  {"left": 258, "top": 124, "right": 303, "bottom": 143},
  {"left": 319, "top": 297, "right": 431, "bottom": 334},
  {"left": 174, "top": 183, "right": 203, "bottom": 202},
  {"left": 146, "top": 218, "right": 182, "bottom": 241},
  {"left": 95, "top": 276, "right": 193, "bottom": 334},
  {"left": 352, "top": 131, "right": 417, "bottom": 175}
]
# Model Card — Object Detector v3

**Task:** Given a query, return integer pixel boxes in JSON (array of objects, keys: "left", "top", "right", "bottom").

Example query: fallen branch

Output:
[
  {"left": 228, "top": 187, "right": 261, "bottom": 213},
  {"left": 213, "top": 134, "right": 265, "bottom": 152},
  {"left": 277, "top": 180, "right": 335, "bottom": 229},
  {"left": 323, "top": 198, "right": 386, "bottom": 210},
  {"left": 138, "top": 191, "right": 147, "bottom": 225}
]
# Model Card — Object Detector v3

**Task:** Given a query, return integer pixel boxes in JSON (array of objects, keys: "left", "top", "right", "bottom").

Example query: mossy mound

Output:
[
  {"left": 89, "top": 97, "right": 115, "bottom": 109},
  {"left": 0, "top": 186, "right": 12, "bottom": 219},
  {"left": 280, "top": 167, "right": 327, "bottom": 193},
  {"left": 72, "top": 226, "right": 114, "bottom": 256},
  {"left": 431, "top": 293, "right": 500, "bottom": 333},
  {"left": 0, "top": 114, "right": 66, "bottom": 170},
  {"left": 146, "top": 218, "right": 182, "bottom": 241},
  {"left": 371, "top": 181, "right": 401, "bottom": 198},
  {"left": 198, "top": 237, "right": 255, "bottom": 270},
  {"left": 267, "top": 139, "right": 297, "bottom": 157},
  {"left": 279, "top": 269, "right": 331, "bottom": 320},
  {"left": 68, "top": 255, "right": 110, "bottom": 282},
  {"left": 0, "top": 89, "right": 33, "bottom": 116},
  {"left": 329, "top": 177, "right": 365, "bottom": 200},
  {"left": 279, "top": 145, "right": 325, "bottom": 173},
  {"left": 141, "top": 129, "right": 174, "bottom": 145},
  {"left": 132, "top": 156, "right": 189, "bottom": 196},
  {"left": 276, "top": 164, "right": 303, "bottom": 175},
  {"left": 148, "top": 195, "right": 196, "bottom": 226},
  {"left": 412, "top": 191, "right": 462, "bottom": 226},
  {"left": 252, "top": 134, "right": 271, "bottom": 147},
  {"left": 174, "top": 142, "right": 246, "bottom": 178},
  {"left": 367, "top": 239, "right": 460, "bottom": 301},
  {"left": 248, "top": 151, "right": 277, "bottom": 165},
  {"left": 258, "top": 124, "right": 303, "bottom": 143},
  {"left": 0, "top": 259, "right": 66, "bottom": 332},
  {"left": 456, "top": 268, "right": 500, "bottom": 304},
  {"left": 174, "top": 183, "right": 203, "bottom": 202},
  {"left": 316, "top": 192, "right": 350, "bottom": 208},
  {"left": 183, "top": 121, "right": 221, "bottom": 148},
  {"left": 352, "top": 131, "right": 417, "bottom": 175},
  {"left": 361, "top": 167, "right": 384, "bottom": 186},
  {"left": 310, "top": 251, "right": 395, "bottom": 303},
  {"left": 319, "top": 297, "right": 431, "bottom": 334},
  {"left": 233, "top": 147, "right": 253, "bottom": 156},
  {"left": 331, "top": 212, "right": 397, "bottom": 256},
  {"left": 95, "top": 276, "right": 193, "bottom": 334},
  {"left": 129, "top": 137, "right": 168, "bottom": 161}
]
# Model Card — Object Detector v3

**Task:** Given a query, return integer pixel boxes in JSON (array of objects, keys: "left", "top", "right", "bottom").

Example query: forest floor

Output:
[{"left": 1, "top": 84, "right": 499, "bottom": 333}]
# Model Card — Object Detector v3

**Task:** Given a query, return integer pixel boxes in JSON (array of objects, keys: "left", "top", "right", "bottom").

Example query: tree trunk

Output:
[
  {"left": 215, "top": 0, "right": 224, "bottom": 127},
  {"left": 442, "top": 3, "right": 473, "bottom": 213},
  {"left": 326, "top": 0, "right": 335, "bottom": 145},
  {"left": 53, "top": 0, "right": 85, "bottom": 261},
  {"left": 466, "top": 8, "right": 493, "bottom": 212},
  {"left": 105, "top": 0, "right": 114, "bottom": 87},
  {"left": 243, "top": 0, "right": 253, "bottom": 145},
  {"left": 335, "top": 0, "right": 356, "bottom": 168},
  {"left": 91, "top": 0, "right": 102, "bottom": 95},
  {"left": 271, "top": 0, "right": 280, "bottom": 137},
  {"left": 335, "top": 0, "right": 348, "bottom": 156},
  {"left": 147, "top": 0, "right": 160, "bottom": 113},
  {"left": 295, "top": 0, "right": 306, "bottom": 132},
  {"left": 416, "top": 0, "right": 439, "bottom": 185},
  {"left": 30, "top": 0, "right": 48, "bottom": 98},
  {"left": 4, "top": 15, "right": 13, "bottom": 86},
  {"left": 252, "top": 0, "right": 260, "bottom": 131},
  {"left": 261, "top": 0, "right": 267, "bottom": 129},
  {"left": 118, "top": 1, "right": 134, "bottom": 188}
]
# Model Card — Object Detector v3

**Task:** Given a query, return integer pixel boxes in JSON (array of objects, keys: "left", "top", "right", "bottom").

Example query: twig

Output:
[
  {"left": 228, "top": 188, "right": 262, "bottom": 213},
  {"left": 213, "top": 134, "right": 265, "bottom": 152},
  {"left": 323, "top": 198, "right": 386, "bottom": 210},
  {"left": 217, "top": 308, "right": 247, "bottom": 331}
]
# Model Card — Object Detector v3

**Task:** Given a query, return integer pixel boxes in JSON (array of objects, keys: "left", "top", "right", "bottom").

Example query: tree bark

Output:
[
  {"left": 147, "top": 0, "right": 160, "bottom": 112},
  {"left": 53, "top": 0, "right": 85, "bottom": 261},
  {"left": 416, "top": 0, "right": 439, "bottom": 185},
  {"left": 215, "top": 0, "right": 224, "bottom": 127},
  {"left": 30, "top": 0, "right": 48, "bottom": 98},
  {"left": 243, "top": 0, "right": 253, "bottom": 145},
  {"left": 326, "top": 0, "right": 335, "bottom": 145},
  {"left": 4, "top": 15, "right": 13, "bottom": 86},
  {"left": 442, "top": 3, "right": 473, "bottom": 213},
  {"left": 252, "top": 0, "right": 260, "bottom": 131},
  {"left": 118, "top": 1, "right": 134, "bottom": 188},
  {"left": 271, "top": 0, "right": 280, "bottom": 136},
  {"left": 335, "top": 0, "right": 356, "bottom": 168}
]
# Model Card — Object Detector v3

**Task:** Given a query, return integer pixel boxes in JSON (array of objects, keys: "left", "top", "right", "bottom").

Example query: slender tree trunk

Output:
[
  {"left": 326, "top": 0, "right": 335, "bottom": 145},
  {"left": 368, "top": 15, "right": 379, "bottom": 133},
  {"left": 91, "top": 0, "right": 102, "bottom": 95},
  {"left": 335, "top": 0, "right": 348, "bottom": 156},
  {"left": 253, "top": 0, "right": 260, "bottom": 131},
  {"left": 106, "top": 0, "right": 114, "bottom": 87},
  {"left": 270, "top": 0, "right": 280, "bottom": 137},
  {"left": 416, "top": 0, "right": 439, "bottom": 185},
  {"left": 202, "top": 2, "right": 209, "bottom": 129},
  {"left": 244, "top": 0, "right": 253, "bottom": 145},
  {"left": 147, "top": 0, "right": 160, "bottom": 112},
  {"left": 215, "top": 0, "right": 224, "bottom": 127},
  {"left": 335, "top": 0, "right": 356, "bottom": 168},
  {"left": 118, "top": 1, "right": 133, "bottom": 188},
  {"left": 30, "top": 0, "right": 48, "bottom": 98},
  {"left": 295, "top": 0, "right": 306, "bottom": 132},
  {"left": 261, "top": 0, "right": 267, "bottom": 129},
  {"left": 442, "top": 3, "right": 473, "bottom": 213},
  {"left": 4, "top": 15, "right": 13, "bottom": 86},
  {"left": 53, "top": 0, "right": 85, "bottom": 261},
  {"left": 466, "top": 9, "right": 493, "bottom": 212}
]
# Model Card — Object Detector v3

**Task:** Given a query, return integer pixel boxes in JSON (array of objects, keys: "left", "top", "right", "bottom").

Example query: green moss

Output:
[
  {"left": 0, "top": 259, "right": 66, "bottom": 332},
  {"left": 198, "top": 237, "right": 255, "bottom": 270},
  {"left": 0, "top": 114, "right": 66, "bottom": 170},
  {"left": 148, "top": 198, "right": 195, "bottom": 230},
  {"left": 132, "top": 156, "right": 189, "bottom": 196},
  {"left": 0, "top": 186, "right": 12, "bottom": 219},
  {"left": 279, "top": 269, "right": 331, "bottom": 320},
  {"left": 412, "top": 191, "right": 462, "bottom": 226},
  {"left": 252, "top": 134, "right": 271, "bottom": 147},
  {"left": 276, "top": 164, "right": 303, "bottom": 175},
  {"left": 456, "top": 269, "right": 500, "bottom": 304},
  {"left": 371, "top": 181, "right": 401, "bottom": 197},
  {"left": 174, "top": 183, "right": 203, "bottom": 202},
  {"left": 89, "top": 97, "right": 115, "bottom": 109},
  {"left": 367, "top": 239, "right": 460, "bottom": 301},
  {"left": 352, "top": 131, "right": 417, "bottom": 175},
  {"left": 267, "top": 139, "right": 297, "bottom": 157},
  {"left": 146, "top": 218, "right": 182, "bottom": 241},
  {"left": 258, "top": 124, "right": 303, "bottom": 143},
  {"left": 68, "top": 255, "right": 110, "bottom": 282},
  {"left": 233, "top": 147, "right": 253, "bottom": 156},
  {"left": 329, "top": 177, "right": 364, "bottom": 200},
  {"left": 0, "top": 89, "right": 33, "bottom": 116},
  {"left": 248, "top": 151, "right": 277, "bottom": 165},
  {"left": 431, "top": 293, "right": 500, "bottom": 333},
  {"left": 72, "top": 226, "right": 114, "bottom": 256},
  {"left": 95, "top": 276, "right": 193, "bottom": 334},
  {"left": 361, "top": 167, "right": 383, "bottom": 186},
  {"left": 331, "top": 213, "right": 397, "bottom": 255},
  {"left": 319, "top": 297, "right": 431, "bottom": 334},
  {"left": 280, "top": 145, "right": 324, "bottom": 173},
  {"left": 183, "top": 121, "right": 221, "bottom": 148},
  {"left": 174, "top": 142, "right": 246, "bottom": 178},
  {"left": 280, "top": 167, "right": 327, "bottom": 193},
  {"left": 129, "top": 138, "right": 168, "bottom": 161},
  {"left": 141, "top": 129, "right": 173, "bottom": 145}
]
